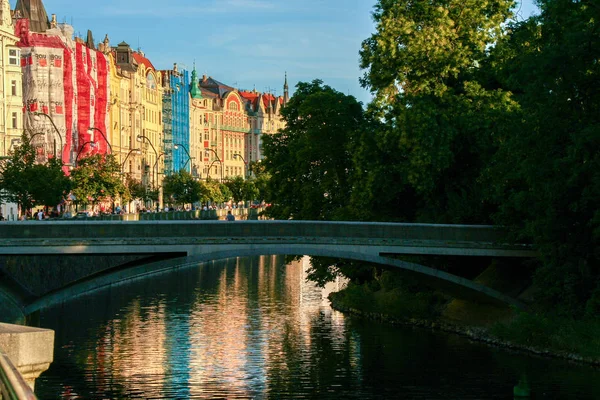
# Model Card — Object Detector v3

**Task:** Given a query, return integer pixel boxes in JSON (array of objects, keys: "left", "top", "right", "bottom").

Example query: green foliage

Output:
[
  {"left": 355, "top": 0, "right": 517, "bottom": 224},
  {"left": 485, "top": 0, "right": 600, "bottom": 315},
  {"left": 262, "top": 79, "right": 366, "bottom": 220},
  {"left": 223, "top": 176, "right": 258, "bottom": 204},
  {"left": 126, "top": 177, "right": 146, "bottom": 202},
  {"left": 490, "top": 312, "right": 600, "bottom": 358},
  {"left": 330, "top": 281, "right": 447, "bottom": 320},
  {"left": 163, "top": 170, "right": 208, "bottom": 206},
  {"left": 70, "top": 154, "right": 126, "bottom": 206},
  {"left": 0, "top": 133, "right": 70, "bottom": 213},
  {"left": 250, "top": 160, "right": 270, "bottom": 202},
  {"left": 27, "top": 158, "right": 71, "bottom": 208}
]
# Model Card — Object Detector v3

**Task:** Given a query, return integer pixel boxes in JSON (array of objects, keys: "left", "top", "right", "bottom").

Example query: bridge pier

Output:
[{"left": 0, "top": 323, "right": 54, "bottom": 393}]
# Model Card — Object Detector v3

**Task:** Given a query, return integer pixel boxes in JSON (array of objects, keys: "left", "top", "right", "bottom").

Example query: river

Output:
[{"left": 34, "top": 255, "right": 600, "bottom": 399}]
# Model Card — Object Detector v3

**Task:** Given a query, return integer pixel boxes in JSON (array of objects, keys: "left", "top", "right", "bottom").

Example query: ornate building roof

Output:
[
  {"left": 14, "top": 0, "right": 50, "bottom": 33},
  {"left": 199, "top": 75, "right": 235, "bottom": 98},
  {"left": 132, "top": 51, "right": 155, "bottom": 71}
]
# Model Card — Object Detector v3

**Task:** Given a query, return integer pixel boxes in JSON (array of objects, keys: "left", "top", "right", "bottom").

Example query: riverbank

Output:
[{"left": 328, "top": 286, "right": 600, "bottom": 367}]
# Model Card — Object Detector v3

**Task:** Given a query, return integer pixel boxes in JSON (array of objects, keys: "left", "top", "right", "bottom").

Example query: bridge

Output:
[{"left": 0, "top": 220, "right": 536, "bottom": 316}]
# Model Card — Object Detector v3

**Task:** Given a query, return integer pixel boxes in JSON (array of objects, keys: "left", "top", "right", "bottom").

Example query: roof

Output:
[
  {"left": 262, "top": 93, "right": 283, "bottom": 108},
  {"left": 132, "top": 52, "right": 155, "bottom": 71},
  {"left": 199, "top": 76, "right": 235, "bottom": 98},
  {"left": 14, "top": 0, "right": 50, "bottom": 33}
]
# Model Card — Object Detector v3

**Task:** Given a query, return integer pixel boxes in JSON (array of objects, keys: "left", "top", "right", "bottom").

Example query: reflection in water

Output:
[{"left": 35, "top": 255, "right": 600, "bottom": 399}]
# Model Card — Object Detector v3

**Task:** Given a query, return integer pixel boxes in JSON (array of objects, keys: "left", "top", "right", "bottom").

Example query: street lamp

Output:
[
  {"left": 153, "top": 152, "right": 165, "bottom": 182},
  {"left": 32, "top": 112, "right": 63, "bottom": 160},
  {"left": 75, "top": 141, "right": 96, "bottom": 167},
  {"left": 232, "top": 153, "right": 248, "bottom": 178},
  {"left": 120, "top": 148, "right": 142, "bottom": 173},
  {"left": 207, "top": 159, "right": 222, "bottom": 181},
  {"left": 87, "top": 127, "right": 113, "bottom": 154},
  {"left": 136, "top": 135, "right": 158, "bottom": 186},
  {"left": 205, "top": 148, "right": 223, "bottom": 181},
  {"left": 174, "top": 143, "right": 194, "bottom": 173},
  {"left": 25, "top": 132, "right": 46, "bottom": 146}
]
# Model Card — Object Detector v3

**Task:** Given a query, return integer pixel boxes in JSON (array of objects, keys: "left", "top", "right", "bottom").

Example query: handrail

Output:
[{"left": 0, "top": 350, "right": 37, "bottom": 400}]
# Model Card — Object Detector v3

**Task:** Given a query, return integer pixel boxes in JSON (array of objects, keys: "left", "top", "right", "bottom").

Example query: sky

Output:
[{"left": 12, "top": 0, "right": 540, "bottom": 106}]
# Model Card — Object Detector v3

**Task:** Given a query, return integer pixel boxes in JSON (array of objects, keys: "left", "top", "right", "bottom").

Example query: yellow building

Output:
[{"left": 0, "top": 0, "right": 23, "bottom": 157}]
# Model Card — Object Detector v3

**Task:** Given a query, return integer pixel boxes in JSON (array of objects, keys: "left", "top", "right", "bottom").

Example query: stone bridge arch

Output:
[{"left": 24, "top": 244, "right": 526, "bottom": 315}]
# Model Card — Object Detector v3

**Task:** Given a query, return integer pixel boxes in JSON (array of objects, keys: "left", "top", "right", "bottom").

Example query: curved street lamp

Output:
[
  {"left": 232, "top": 153, "right": 248, "bottom": 178},
  {"left": 75, "top": 141, "right": 96, "bottom": 167},
  {"left": 87, "top": 127, "right": 113, "bottom": 154},
  {"left": 174, "top": 143, "right": 194, "bottom": 172},
  {"left": 153, "top": 152, "right": 165, "bottom": 181},
  {"left": 32, "top": 112, "right": 63, "bottom": 161},
  {"left": 204, "top": 148, "right": 223, "bottom": 182},
  {"left": 25, "top": 132, "right": 46, "bottom": 146},
  {"left": 136, "top": 135, "right": 158, "bottom": 186},
  {"left": 120, "top": 148, "right": 142, "bottom": 173}
]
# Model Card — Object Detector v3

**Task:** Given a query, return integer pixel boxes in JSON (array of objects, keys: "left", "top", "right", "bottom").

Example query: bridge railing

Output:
[
  {"left": 0, "top": 350, "right": 37, "bottom": 400},
  {"left": 76, "top": 208, "right": 263, "bottom": 222}
]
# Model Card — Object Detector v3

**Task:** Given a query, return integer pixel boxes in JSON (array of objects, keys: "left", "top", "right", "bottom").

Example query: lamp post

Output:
[
  {"left": 136, "top": 135, "right": 158, "bottom": 186},
  {"left": 75, "top": 141, "right": 96, "bottom": 167},
  {"left": 120, "top": 148, "right": 142, "bottom": 173},
  {"left": 205, "top": 148, "right": 223, "bottom": 181},
  {"left": 87, "top": 127, "right": 113, "bottom": 154},
  {"left": 153, "top": 152, "right": 165, "bottom": 181},
  {"left": 174, "top": 143, "right": 193, "bottom": 173},
  {"left": 232, "top": 153, "right": 248, "bottom": 179},
  {"left": 32, "top": 112, "right": 63, "bottom": 161},
  {"left": 25, "top": 132, "right": 46, "bottom": 146}
]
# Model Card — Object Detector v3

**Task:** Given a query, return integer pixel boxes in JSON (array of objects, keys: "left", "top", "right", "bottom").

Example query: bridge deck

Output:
[{"left": 0, "top": 220, "right": 534, "bottom": 257}]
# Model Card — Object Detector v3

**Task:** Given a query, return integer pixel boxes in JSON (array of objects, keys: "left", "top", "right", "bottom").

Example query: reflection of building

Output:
[{"left": 0, "top": 0, "right": 23, "bottom": 157}]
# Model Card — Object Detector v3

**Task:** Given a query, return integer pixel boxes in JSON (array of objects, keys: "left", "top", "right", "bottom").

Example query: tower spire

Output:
[
  {"left": 283, "top": 71, "right": 289, "bottom": 105},
  {"left": 190, "top": 62, "right": 202, "bottom": 99},
  {"left": 14, "top": 0, "right": 50, "bottom": 32}
]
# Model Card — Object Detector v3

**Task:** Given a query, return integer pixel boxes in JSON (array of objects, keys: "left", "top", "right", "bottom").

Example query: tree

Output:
[
  {"left": 262, "top": 79, "right": 365, "bottom": 220},
  {"left": 0, "top": 134, "right": 38, "bottom": 215},
  {"left": 485, "top": 0, "right": 600, "bottom": 316},
  {"left": 70, "top": 154, "right": 127, "bottom": 208},
  {"left": 356, "top": 0, "right": 516, "bottom": 223},
  {"left": 0, "top": 133, "right": 70, "bottom": 215},
  {"left": 28, "top": 157, "right": 71, "bottom": 209},
  {"left": 163, "top": 170, "right": 207, "bottom": 207},
  {"left": 224, "top": 176, "right": 259, "bottom": 204},
  {"left": 249, "top": 160, "right": 270, "bottom": 202}
]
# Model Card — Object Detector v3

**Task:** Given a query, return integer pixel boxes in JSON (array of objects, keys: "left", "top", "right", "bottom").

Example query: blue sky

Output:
[{"left": 14, "top": 0, "right": 539, "bottom": 106}]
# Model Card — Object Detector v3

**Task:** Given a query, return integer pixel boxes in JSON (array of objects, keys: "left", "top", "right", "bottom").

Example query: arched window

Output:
[
  {"left": 228, "top": 101, "right": 239, "bottom": 111},
  {"left": 147, "top": 73, "right": 157, "bottom": 90}
]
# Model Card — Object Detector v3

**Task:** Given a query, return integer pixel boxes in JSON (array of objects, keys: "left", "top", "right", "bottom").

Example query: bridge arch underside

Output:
[{"left": 24, "top": 244, "right": 526, "bottom": 314}]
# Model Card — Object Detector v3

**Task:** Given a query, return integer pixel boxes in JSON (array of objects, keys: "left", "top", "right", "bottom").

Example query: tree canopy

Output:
[{"left": 262, "top": 80, "right": 366, "bottom": 220}]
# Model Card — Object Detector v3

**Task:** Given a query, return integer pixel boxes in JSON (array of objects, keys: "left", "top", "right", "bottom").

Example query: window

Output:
[
  {"left": 8, "top": 49, "right": 19, "bottom": 66},
  {"left": 11, "top": 112, "right": 17, "bottom": 129},
  {"left": 11, "top": 80, "right": 17, "bottom": 96}
]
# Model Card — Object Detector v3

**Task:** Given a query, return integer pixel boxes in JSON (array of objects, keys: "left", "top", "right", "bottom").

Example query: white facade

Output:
[{"left": 0, "top": 0, "right": 24, "bottom": 157}]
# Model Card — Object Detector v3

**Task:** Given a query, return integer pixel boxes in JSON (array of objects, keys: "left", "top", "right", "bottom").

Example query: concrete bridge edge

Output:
[{"left": 23, "top": 246, "right": 526, "bottom": 315}]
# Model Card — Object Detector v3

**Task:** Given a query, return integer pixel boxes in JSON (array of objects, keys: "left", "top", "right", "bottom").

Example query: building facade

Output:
[
  {"left": 0, "top": 0, "right": 23, "bottom": 157},
  {"left": 14, "top": 0, "right": 110, "bottom": 168},
  {"left": 160, "top": 64, "right": 189, "bottom": 176}
]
